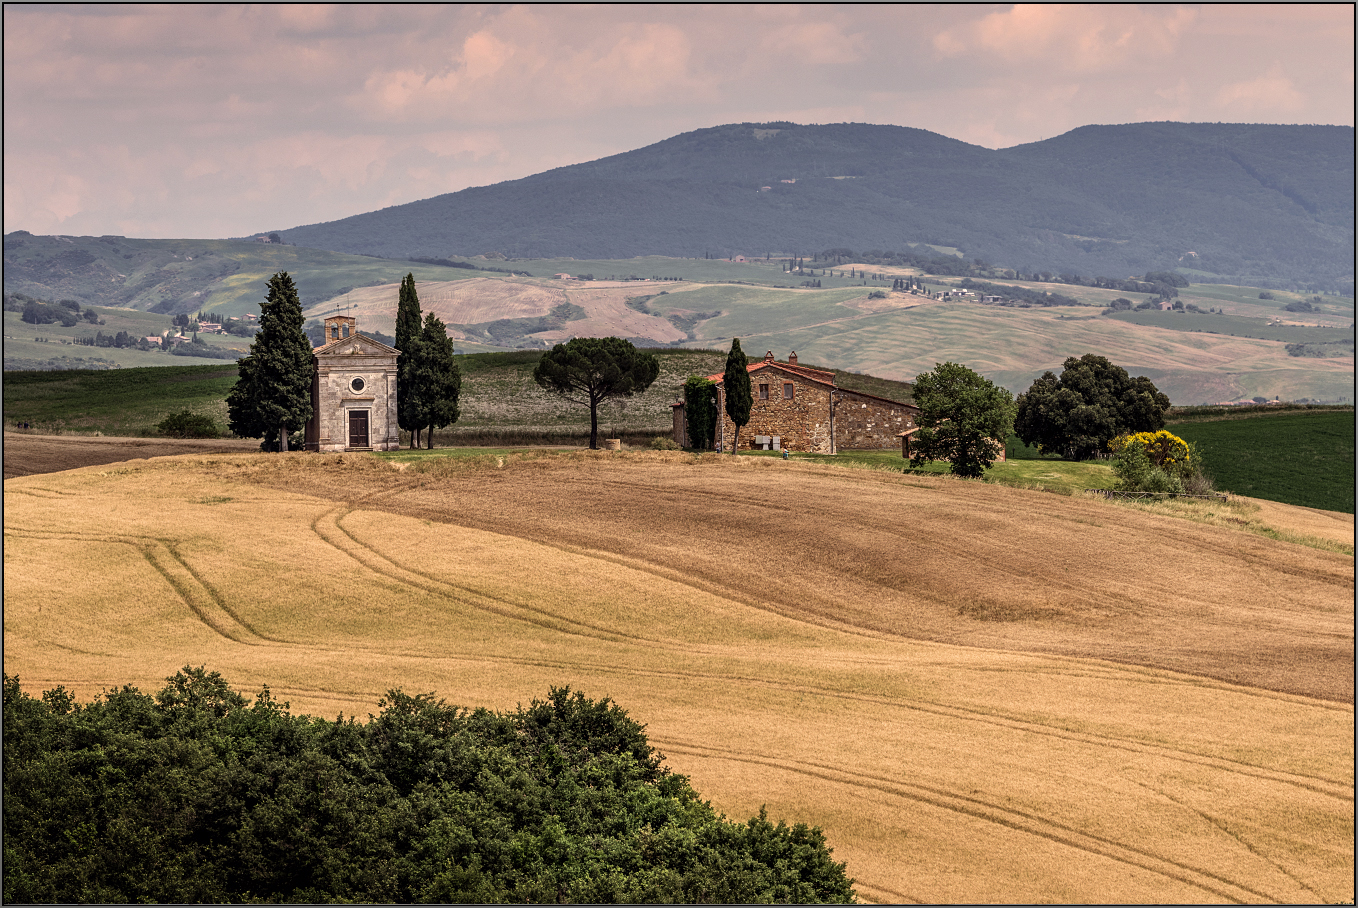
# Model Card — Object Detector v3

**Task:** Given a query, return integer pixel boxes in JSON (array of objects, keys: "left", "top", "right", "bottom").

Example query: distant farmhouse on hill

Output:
[{"left": 673, "top": 351, "right": 921, "bottom": 454}]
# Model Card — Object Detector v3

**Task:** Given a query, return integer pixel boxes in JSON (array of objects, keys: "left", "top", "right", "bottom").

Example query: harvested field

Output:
[{"left": 4, "top": 449, "right": 1353, "bottom": 903}]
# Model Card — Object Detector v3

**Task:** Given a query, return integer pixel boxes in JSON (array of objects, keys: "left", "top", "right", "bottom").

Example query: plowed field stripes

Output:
[
  {"left": 309, "top": 507, "right": 656, "bottom": 647},
  {"left": 653, "top": 737, "right": 1284, "bottom": 903},
  {"left": 262, "top": 648, "right": 1350, "bottom": 799}
]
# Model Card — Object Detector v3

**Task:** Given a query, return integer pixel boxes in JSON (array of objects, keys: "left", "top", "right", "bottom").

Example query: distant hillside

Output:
[
  {"left": 0, "top": 234, "right": 490, "bottom": 317},
  {"left": 273, "top": 122, "right": 1354, "bottom": 291}
]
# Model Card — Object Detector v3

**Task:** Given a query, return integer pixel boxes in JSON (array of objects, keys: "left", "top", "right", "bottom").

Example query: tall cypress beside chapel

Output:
[
  {"left": 226, "top": 272, "right": 313, "bottom": 452},
  {"left": 394, "top": 273, "right": 423, "bottom": 448}
]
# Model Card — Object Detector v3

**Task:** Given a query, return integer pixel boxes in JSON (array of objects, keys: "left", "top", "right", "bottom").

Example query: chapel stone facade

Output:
[{"left": 305, "top": 315, "right": 400, "bottom": 452}]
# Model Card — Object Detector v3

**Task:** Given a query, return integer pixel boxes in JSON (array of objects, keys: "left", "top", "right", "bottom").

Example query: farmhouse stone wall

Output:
[
  {"left": 834, "top": 390, "right": 918, "bottom": 451},
  {"left": 717, "top": 366, "right": 835, "bottom": 454}
]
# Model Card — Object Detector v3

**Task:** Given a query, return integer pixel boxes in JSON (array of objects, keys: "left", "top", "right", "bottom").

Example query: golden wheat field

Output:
[{"left": 4, "top": 446, "right": 1353, "bottom": 903}]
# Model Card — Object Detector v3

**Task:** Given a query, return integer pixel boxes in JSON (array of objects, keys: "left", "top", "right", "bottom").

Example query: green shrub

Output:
[
  {"left": 650, "top": 435, "right": 681, "bottom": 450},
  {"left": 156, "top": 410, "right": 220, "bottom": 438},
  {"left": 2, "top": 670, "right": 856, "bottom": 904}
]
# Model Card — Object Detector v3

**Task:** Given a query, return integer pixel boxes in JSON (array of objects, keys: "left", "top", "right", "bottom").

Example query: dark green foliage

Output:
[
  {"left": 722, "top": 338, "right": 752, "bottom": 453},
  {"left": 683, "top": 375, "right": 719, "bottom": 450},
  {"left": 1168, "top": 410, "right": 1355, "bottom": 512},
  {"left": 395, "top": 272, "right": 423, "bottom": 446},
  {"left": 1284, "top": 299, "right": 1317, "bottom": 312},
  {"left": 20, "top": 298, "right": 80, "bottom": 327},
  {"left": 226, "top": 273, "right": 314, "bottom": 451},
  {"left": 909, "top": 362, "right": 1016, "bottom": 478},
  {"left": 2, "top": 670, "right": 855, "bottom": 904},
  {"left": 408, "top": 311, "right": 462, "bottom": 448},
  {"left": 533, "top": 337, "right": 660, "bottom": 449},
  {"left": 1285, "top": 339, "right": 1354, "bottom": 358},
  {"left": 156, "top": 410, "right": 221, "bottom": 438},
  {"left": 1014, "top": 354, "right": 1170, "bottom": 460}
]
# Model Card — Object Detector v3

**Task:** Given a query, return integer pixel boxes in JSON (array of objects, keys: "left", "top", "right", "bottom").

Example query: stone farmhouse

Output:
[
  {"left": 673, "top": 351, "right": 921, "bottom": 454},
  {"left": 304, "top": 315, "right": 400, "bottom": 452}
]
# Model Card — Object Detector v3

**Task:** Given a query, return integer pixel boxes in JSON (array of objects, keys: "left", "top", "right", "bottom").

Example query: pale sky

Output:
[{"left": 4, "top": 4, "right": 1353, "bottom": 240}]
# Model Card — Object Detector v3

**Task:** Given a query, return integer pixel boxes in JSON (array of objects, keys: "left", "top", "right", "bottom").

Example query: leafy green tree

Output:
[
  {"left": 722, "top": 338, "right": 752, "bottom": 453},
  {"left": 1013, "top": 354, "right": 1171, "bottom": 460},
  {"left": 533, "top": 337, "right": 660, "bottom": 449},
  {"left": 407, "top": 312, "right": 461, "bottom": 449},
  {"left": 910, "top": 361, "right": 1015, "bottom": 478},
  {"left": 683, "top": 376, "right": 719, "bottom": 450},
  {"left": 394, "top": 273, "right": 424, "bottom": 448},
  {"left": 226, "top": 272, "right": 313, "bottom": 452}
]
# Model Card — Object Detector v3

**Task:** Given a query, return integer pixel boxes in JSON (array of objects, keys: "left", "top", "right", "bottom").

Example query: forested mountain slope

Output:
[{"left": 273, "top": 122, "right": 1354, "bottom": 290}]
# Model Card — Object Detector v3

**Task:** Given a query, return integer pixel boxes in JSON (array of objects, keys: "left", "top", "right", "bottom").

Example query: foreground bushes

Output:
[{"left": 2, "top": 669, "right": 854, "bottom": 904}]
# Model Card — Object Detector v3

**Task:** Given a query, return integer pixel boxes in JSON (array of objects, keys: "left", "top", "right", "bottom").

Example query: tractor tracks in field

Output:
[
  {"left": 3, "top": 526, "right": 278, "bottom": 647},
  {"left": 308, "top": 504, "right": 714, "bottom": 652},
  {"left": 651, "top": 736, "right": 1303, "bottom": 904},
  {"left": 267, "top": 644, "right": 1352, "bottom": 803}
]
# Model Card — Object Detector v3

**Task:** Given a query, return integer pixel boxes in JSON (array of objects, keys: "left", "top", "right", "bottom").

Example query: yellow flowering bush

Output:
[
  {"left": 1109, "top": 430, "right": 1191, "bottom": 469},
  {"left": 1110, "top": 429, "right": 1211, "bottom": 494}
]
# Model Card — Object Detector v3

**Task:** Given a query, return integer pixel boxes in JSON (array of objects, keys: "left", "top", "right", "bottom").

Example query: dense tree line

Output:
[
  {"left": 5, "top": 292, "right": 101, "bottom": 326},
  {"left": 3, "top": 669, "right": 855, "bottom": 904}
]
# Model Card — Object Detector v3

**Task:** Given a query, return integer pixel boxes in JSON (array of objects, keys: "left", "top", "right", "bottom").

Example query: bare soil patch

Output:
[{"left": 3, "top": 432, "right": 259, "bottom": 479}]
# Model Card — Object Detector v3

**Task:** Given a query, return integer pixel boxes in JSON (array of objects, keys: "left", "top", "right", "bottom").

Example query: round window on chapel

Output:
[{"left": 350, "top": 377, "right": 365, "bottom": 393}]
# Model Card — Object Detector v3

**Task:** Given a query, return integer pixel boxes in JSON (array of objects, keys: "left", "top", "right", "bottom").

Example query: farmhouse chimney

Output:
[
  {"left": 764, "top": 350, "right": 774, "bottom": 362},
  {"left": 789, "top": 351, "right": 798, "bottom": 365}
]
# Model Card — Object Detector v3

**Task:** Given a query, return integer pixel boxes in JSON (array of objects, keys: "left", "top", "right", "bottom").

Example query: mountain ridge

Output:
[{"left": 270, "top": 121, "right": 1354, "bottom": 290}]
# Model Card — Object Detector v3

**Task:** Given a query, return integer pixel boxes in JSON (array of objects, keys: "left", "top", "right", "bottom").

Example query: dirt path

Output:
[{"left": 3, "top": 432, "right": 260, "bottom": 479}]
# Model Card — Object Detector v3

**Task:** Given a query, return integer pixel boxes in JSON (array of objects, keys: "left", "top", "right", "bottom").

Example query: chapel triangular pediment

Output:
[{"left": 315, "top": 333, "right": 398, "bottom": 357}]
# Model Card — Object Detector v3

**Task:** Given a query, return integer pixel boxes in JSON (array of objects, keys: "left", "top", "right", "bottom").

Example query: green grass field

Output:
[
  {"left": 2, "top": 365, "right": 239, "bottom": 436},
  {"left": 1106, "top": 309, "right": 1353, "bottom": 343},
  {"left": 1168, "top": 409, "right": 1355, "bottom": 513}
]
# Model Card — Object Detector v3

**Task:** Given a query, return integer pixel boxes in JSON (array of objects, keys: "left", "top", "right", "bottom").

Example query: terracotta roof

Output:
[
  {"left": 707, "top": 360, "right": 836, "bottom": 388},
  {"left": 705, "top": 360, "right": 916, "bottom": 410}
]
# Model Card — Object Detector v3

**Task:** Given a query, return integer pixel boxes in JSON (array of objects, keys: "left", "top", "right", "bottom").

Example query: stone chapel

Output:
[{"left": 304, "top": 315, "right": 400, "bottom": 452}]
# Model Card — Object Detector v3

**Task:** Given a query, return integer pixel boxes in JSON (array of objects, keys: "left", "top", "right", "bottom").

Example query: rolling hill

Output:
[
  {"left": 4, "top": 448, "right": 1352, "bottom": 902},
  {"left": 272, "top": 121, "right": 1355, "bottom": 291}
]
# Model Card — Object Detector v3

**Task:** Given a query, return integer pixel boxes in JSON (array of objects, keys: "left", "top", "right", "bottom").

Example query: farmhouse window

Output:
[
  {"left": 783, "top": 383, "right": 794, "bottom": 400},
  {"left": 759, "top": 383, "right": 769, "bottom": 400}
]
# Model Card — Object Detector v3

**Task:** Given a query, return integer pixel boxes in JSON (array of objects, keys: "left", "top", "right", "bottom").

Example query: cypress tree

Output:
[
  {"left": 394, "top": 273, "right": 423, "bottom": 448},
  {"left": 722, "top": 338, "right": 752, "bottom": 454},
  {"left": 226, "top": 272, "right": 313, "bottom": 452},
  {"left": 409, "top": 311, "right": 461, "bottom": 449}
]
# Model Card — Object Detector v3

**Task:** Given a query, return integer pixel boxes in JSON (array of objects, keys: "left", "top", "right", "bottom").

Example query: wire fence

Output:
[{"left": 1086, "top": 489, "right": 1230, "bottom": 502}]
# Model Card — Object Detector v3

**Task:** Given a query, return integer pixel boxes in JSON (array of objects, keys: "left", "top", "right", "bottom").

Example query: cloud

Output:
[
  {"left": 2, "top": 5, "right": 1352, "bottom": 239},
  {"left": 1216, "top": 63, "right": 1306, "bottom": 115},
  {"left": 935, "top": 5, "right": 1197, "bottom": 72}
]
